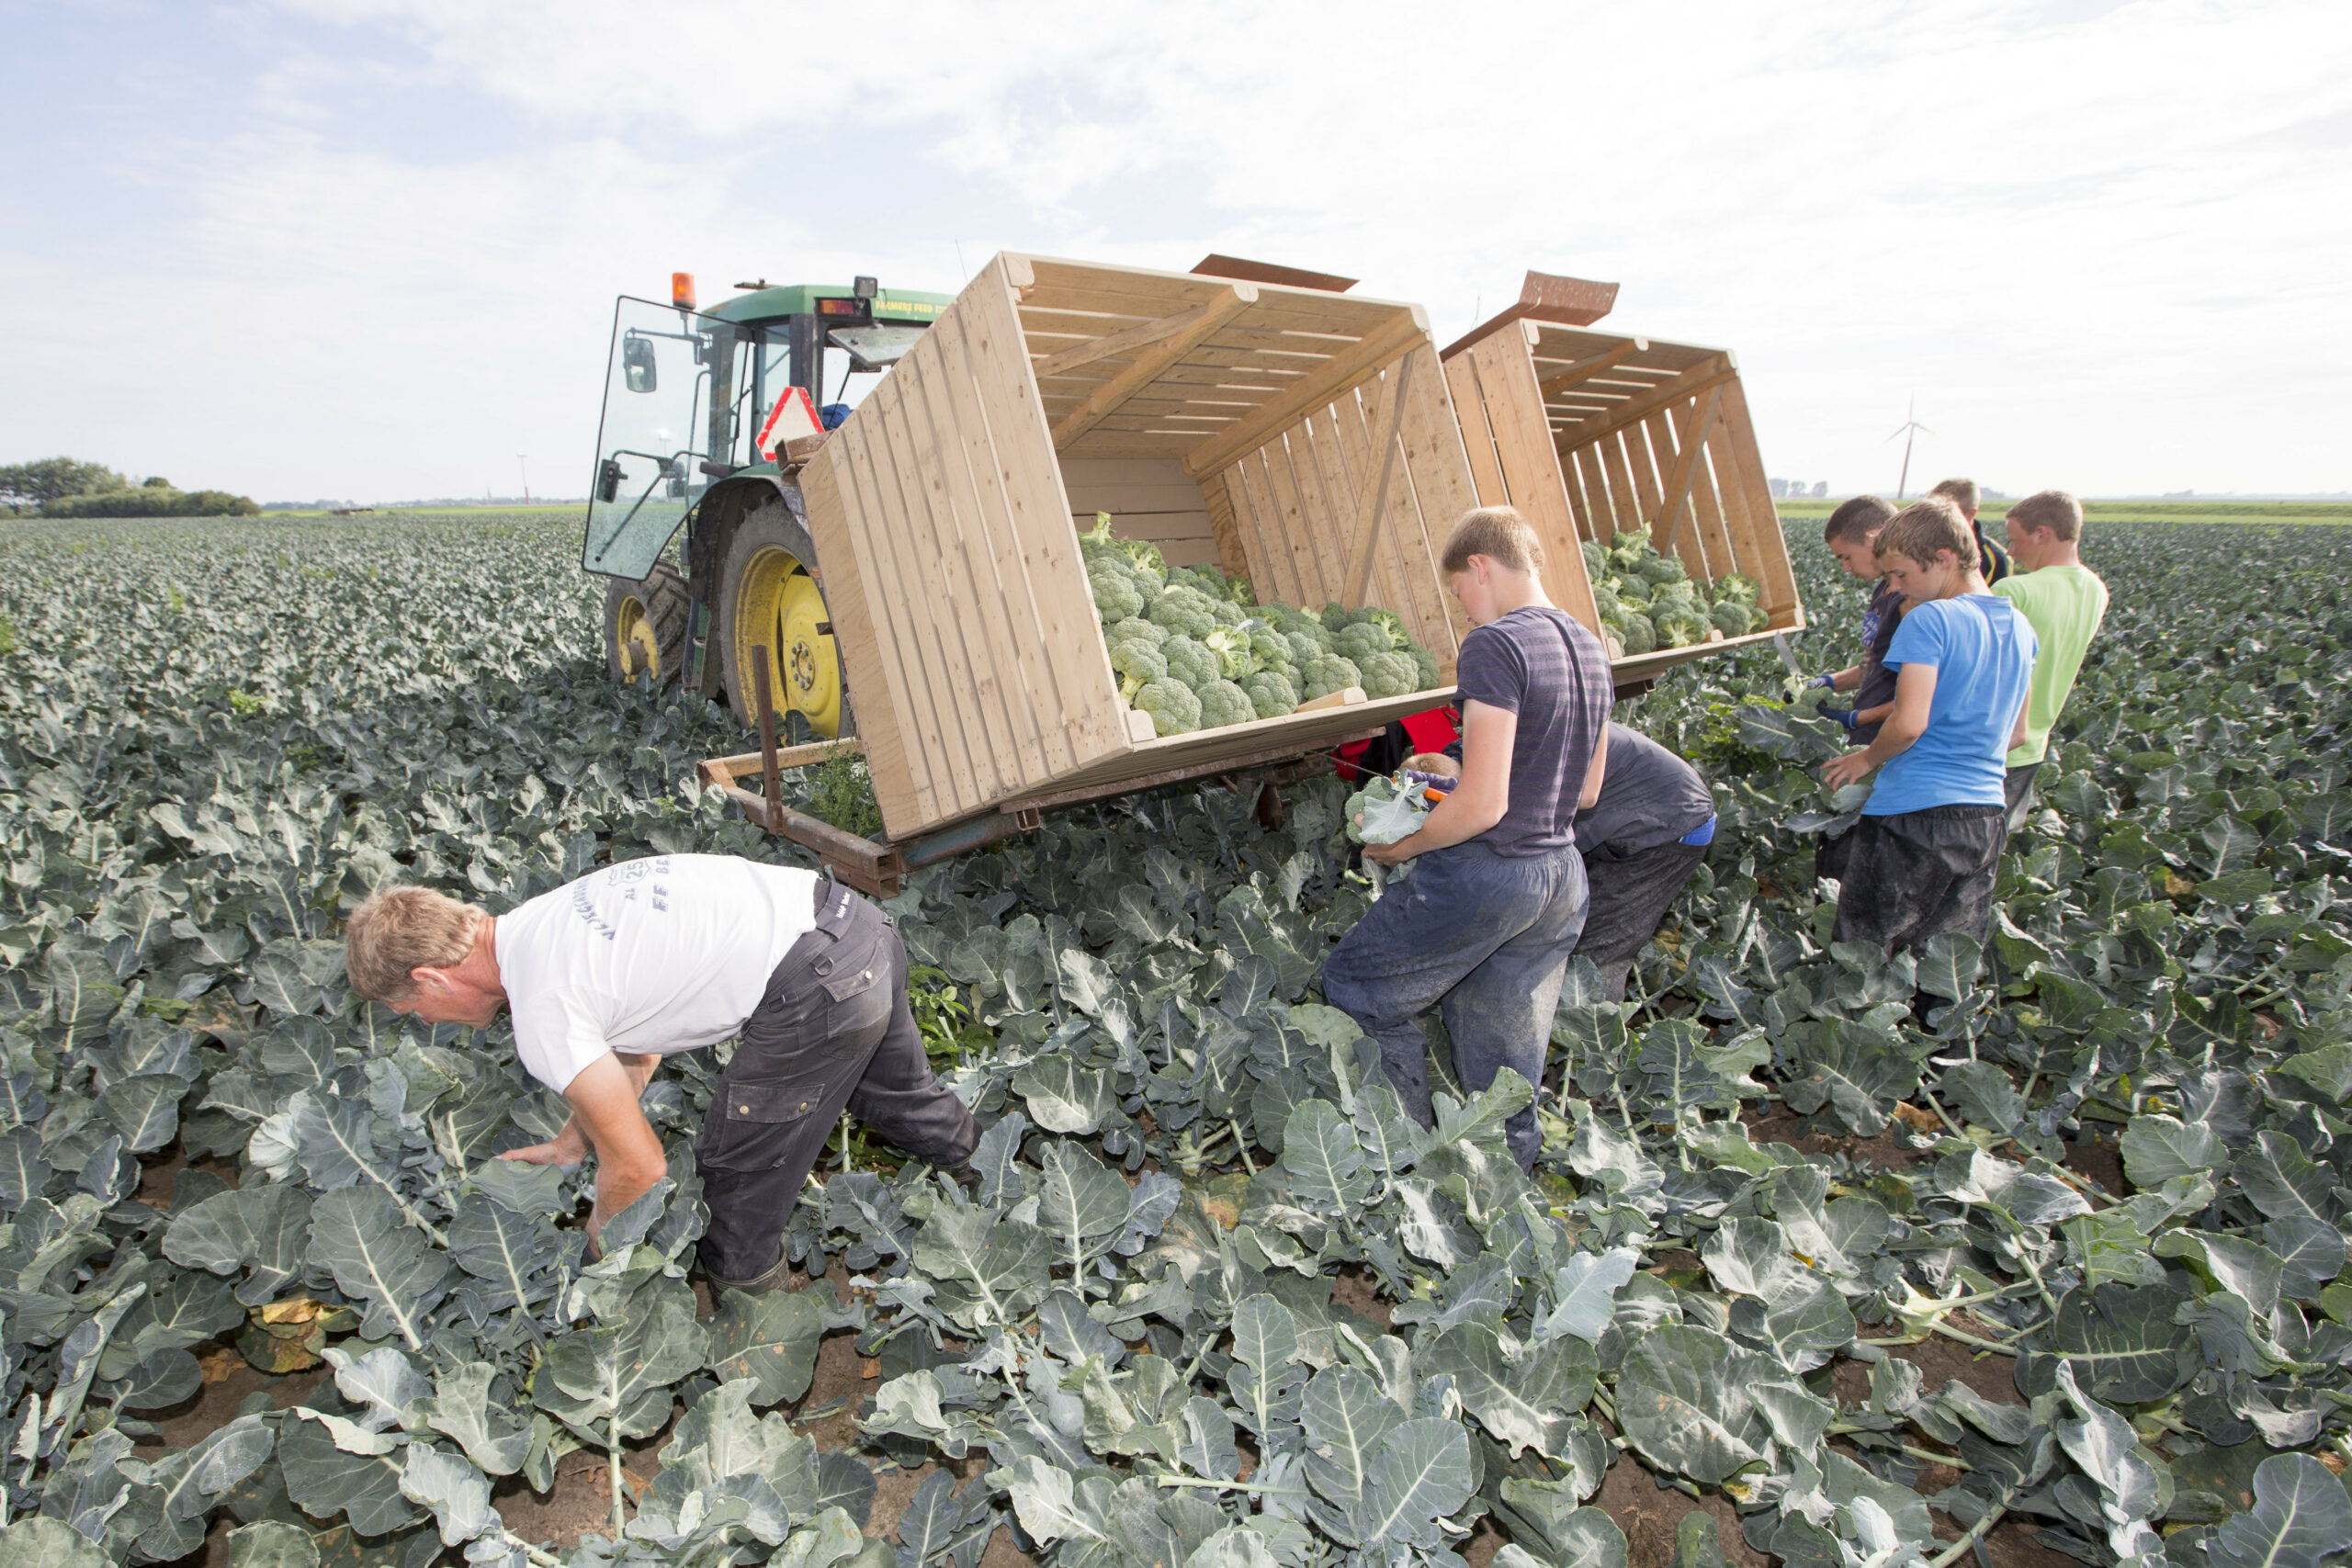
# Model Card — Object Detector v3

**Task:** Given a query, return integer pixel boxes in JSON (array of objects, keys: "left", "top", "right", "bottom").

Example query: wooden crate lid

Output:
[
  {"left": 1004, "top": 253, "right": 1432, "bottom": 472},
  {"left": 1190, "top": 254, "right": 1357, "bottom": 293},
  {"left": 1440, "top": 269, "right": 1620, "bottom": 356}
]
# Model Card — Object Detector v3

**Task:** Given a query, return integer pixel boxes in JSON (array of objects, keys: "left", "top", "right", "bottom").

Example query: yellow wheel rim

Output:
[
  {"left": 616, "top": 594, "right": 661, "bottom": 683},
  {"left": 733, "top": 546, "right": 842, "bottom": 737}
]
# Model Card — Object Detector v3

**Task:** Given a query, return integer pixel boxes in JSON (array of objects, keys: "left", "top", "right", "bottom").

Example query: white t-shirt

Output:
[{"left": 494, "top": 854, "right": 820, "bottom": 1093}]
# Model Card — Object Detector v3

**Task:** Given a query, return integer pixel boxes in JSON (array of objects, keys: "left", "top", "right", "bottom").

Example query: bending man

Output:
[
  {"left": 343, "top": 853, "right": 978, "bottom": 1293},
  {"left": 1569, "top": 723, "right": 1716, "bottom": 1001}
]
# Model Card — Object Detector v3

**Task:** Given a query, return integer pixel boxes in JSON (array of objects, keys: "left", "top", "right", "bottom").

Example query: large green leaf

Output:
[
  {"left": 910, "top": 1204, "right": 1053, "bottom": 1331},
  {"left": 2206, "top": 1453, "right": 2352, "bottom": 1568},
  {"left": 1612, "top": 1325, "right": 1768, "bottom": 1484},
  {"left": 533, "top": 1276, "right": 710, "bottom": 1443},
  {"left": 163, "top": 1181, "right": 312, "bottom": 1305},
  {"left": 306, "top": 1187, "right": 454, "bottom": 1349},
  {"left": 706, "top": 1286, "right": 823, "bottom": 1406},
  {"left": 1422, "top": 1321, "right": 1596, "bottom": 1459}
]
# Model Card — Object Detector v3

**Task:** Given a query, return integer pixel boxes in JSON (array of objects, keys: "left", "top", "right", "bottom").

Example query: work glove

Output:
[
  {"left": 1827, "top": 706, "right": 1862, "bottom": 733},
  {"left": 1806, "top": 673, "right": 1837, "bottom": 690}
]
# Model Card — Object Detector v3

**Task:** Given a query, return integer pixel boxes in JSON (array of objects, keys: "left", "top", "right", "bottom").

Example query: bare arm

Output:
[
  {"left": 2010, "top": 703, "right": 2030, "bottom": 753},
  {"left": 1855, "top": 700, "right": 1894, "bottom": 726},
  {"left": 1365, "top": 700, "right": 1515, "bottom": 863},
  {"left": 499, "top": 1052, "right": 668, "bottom": 1256},
  {"left": 1821, "top": 663, "right": 1937, "bottom": 789},
  {"left": 1830, "top": 664, "right": 1862, "bottom": 692},
  {"left": 1577, "top": 728, "right": 1608, "bottom": 810}
]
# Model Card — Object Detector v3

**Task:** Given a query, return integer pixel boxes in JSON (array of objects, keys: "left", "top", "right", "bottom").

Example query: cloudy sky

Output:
[{"left": 3, "top": 0, "right": 2344, "bottom": 502}]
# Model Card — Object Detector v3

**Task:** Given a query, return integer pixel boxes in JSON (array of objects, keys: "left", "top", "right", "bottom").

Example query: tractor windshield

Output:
[{"left": 582, "top": 296, "right": 735, "bottom": 579}]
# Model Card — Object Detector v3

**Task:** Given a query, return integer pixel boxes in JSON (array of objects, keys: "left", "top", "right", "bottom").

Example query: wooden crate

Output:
[
  {"left": 798, "top": 253, "right": 1481, "bottom": 842},
  {"left": 1442, "top": 307, "right": 1804, "bottom": 684}
]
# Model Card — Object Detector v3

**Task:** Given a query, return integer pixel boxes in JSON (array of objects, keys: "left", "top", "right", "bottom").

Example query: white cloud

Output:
[{"left": 2, "top": 0, "right": 2345, "bottom": 499}]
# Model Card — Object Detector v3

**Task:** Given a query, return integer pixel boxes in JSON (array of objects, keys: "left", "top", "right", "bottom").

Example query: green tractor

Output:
[{"left": 582, "top": 272, "right": 956, "bottom": 738}]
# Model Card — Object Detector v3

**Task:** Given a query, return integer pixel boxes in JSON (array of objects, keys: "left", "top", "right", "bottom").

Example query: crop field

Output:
[{"left": 3, "top": 510, "right": 2352, "bottom": 1568}]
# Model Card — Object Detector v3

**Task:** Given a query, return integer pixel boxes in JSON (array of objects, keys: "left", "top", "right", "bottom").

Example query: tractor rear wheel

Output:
[
  {"left": 603, "top": 562, "right": 690, "bottom": 686},
  {"left": 718, "top": 498, "right": 850, "bottom": 738}
]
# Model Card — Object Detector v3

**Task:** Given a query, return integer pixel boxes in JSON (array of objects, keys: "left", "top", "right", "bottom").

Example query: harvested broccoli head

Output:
[
  {"left": 1591, "top": 581, "right": 1623, "bottom": 620},
  {"left": 1650, "top": 578, "right": 1699, "bottom": 609},
  {"left": 1080, "top": 511, "right": 1169, "bottom": 592},
  {"left": 1333, "top": 621, "right": 1394, "bottom": 665},
  {"left": 1202, "top": 625, "right": 1257, "bottom": 680},
  {"left": 1134, "top": 678, "right": 1202, "bottom": 736},
  {"left": 1240, "top": 667, "right": 1298, "bottom": 719},
  {"left": 1709, "top": 599, "right": 1757, "bottom": 639},
  {"left": 1357, "top": 650, "right": 1418, "bottom": 700},
  {"left": 1653, "top": 605, "right": 1708, "bottom": 648},
  {"left": 1247, "top": 626, "right": 1292, "bottom": 675},
  {"left": 1714, "top": 571, "right": 1759, "bottom": 605},
  {"left": 1637, "top": 554, "right": 1689, "bottom": 586},
  {"left": 1147, "top": 585, "right": 1220, "bottom": 638},
  {"left": 1105, "top": 615, "right": 1170, "bottom": 651},
  {"left": 1614, "top": 574, "right": 1652, "bottom": 608},
  {"left": 1221, "top": 574, "right": 1254, "bottom": 608},
  {"left": 1345, "top": 773, "right": 1431, "bottom": 845},
  {"left": 1408, "top": 645, "right": 1440, "bottom": 692},
  {"left": 1088, "top": 559, "right": 1144, "bottom": 624},
  {"left": 1195, "top": 678, "right": 1255, "bottom": 730},
  {"left": 1618, "top": 614, "right": 1658, "bottom": 656},
  {"left": 1302, "top": 653, "right": 1362, "bottom": 700},
  {"left": 1346, "top": 605, "right": 1408, "bottom": 643},
  {"left": 1319, "top": 602, "right": 1350, "bottom": 635},
  {"left": 1580, "top": 539, "right": 1608, "bottom": 582},
  {"left": 1159, "top": 635, "right": 1220, "bottom": 691},
  {"left": 1108, "top": 640, "right": 1167, "bottom": 701},
  {"left": 1283, "top": 629, "right": 1325, "bottom": 669},
  {"left": 1612, "top": 528, "right": 1649, "bottom": 555},
  {"left": 1209, "top": 597, "right": 1248, "bottom": 629}
]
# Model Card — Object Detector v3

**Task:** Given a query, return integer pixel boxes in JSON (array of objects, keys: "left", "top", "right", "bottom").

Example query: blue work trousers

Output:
[{"left": 1320, "top": 840, "right": 1588, "bottom": 1169}]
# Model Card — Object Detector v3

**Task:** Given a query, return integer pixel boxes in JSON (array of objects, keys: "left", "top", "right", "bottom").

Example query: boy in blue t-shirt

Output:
[{"left": 1818, "top": 498, "right": 2036, "bottom": 953}]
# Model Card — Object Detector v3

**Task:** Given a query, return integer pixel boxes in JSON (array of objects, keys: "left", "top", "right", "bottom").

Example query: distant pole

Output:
[
  {"left": 516, "top": 453, "right": 531, "bottom": 504},
  {"left": 1886, "top": 396, "right": 1931, "bottom": 500}
]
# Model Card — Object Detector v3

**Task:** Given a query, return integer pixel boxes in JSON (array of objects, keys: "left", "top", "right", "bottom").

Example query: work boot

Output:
[{"left": 703, "top": 1250, "right": 792, "bottom": 1298}]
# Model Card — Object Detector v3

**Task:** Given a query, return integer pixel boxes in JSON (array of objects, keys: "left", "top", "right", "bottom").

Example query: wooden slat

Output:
[
  {"left": 1555, "top": 355, "right": 1737, "bottom": 446},
  {"left": 1464, "top": 325, "right": 1596, "bottom": 634},
  {"left": 1050, "top": 286, "right": 1256, "bottom": 450},
  {"left": 1260, "top": 436, "right": 1319, "bottom": 607},
  {"left": 1183, "top": 309, "right": 1429, "bottom": 478},
  {"left": 1234, "top": 448, "right": 1290, "bottom": 603},
  {"left": 1574, "top": 445, "right": 1615, "bottom": 545},
  {"left": 1713, "top": 377, "right": 1804, "bottom": 626},
  {"left": 1535, "top": 338, "right": 1649, "bottom": 398},
  {"left": 956, "top": 262, "right": 1131, "bottom": 767},
  {"left": 1599, "top": 431, "right": 1645, "bottom": 540},
  {"left": 1649, "top": 386, "right": 1721, "bottom": 556},
  {"left": 1329, "top": 370, "right": 1432, "bottom": 654},
  {"left": 861, "top": 354, "right": 1000, "bottom": 814},
  {"left": 1031, "top": 303, "right": 1221, "bottom": 380},
  {"left": 801, "top": 438, "right": 922, "bottom": 832},
  {"left": 1285, "top": 415, "right": 1353, "bottom": 602},
  {"left": 1444, "top": 350, "right": 1508, "bottom": 507},
  {"left": 1393, "top": 351, "right": 1479, "bottom": 665},
  {"left": 1343, "top": 347, "right": 1418, "bottom": 606}
]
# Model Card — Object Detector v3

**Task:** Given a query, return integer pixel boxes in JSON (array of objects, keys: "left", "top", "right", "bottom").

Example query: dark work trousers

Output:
[
  {"left": 696, "top": 882, "right": 978, "bottom": 1289},
  {"left": 1828, "top": 805, "right": 2007, "bottom": 955},
  {"left": 1320, "top": 841, "right": 1587, "bottom": 1170},
  {"left": 1576, "top": 840, "right": 1709, "bottom": 1002},
  {"left": 2003, "top": 762, "right": 2043, "bottom": 835}
]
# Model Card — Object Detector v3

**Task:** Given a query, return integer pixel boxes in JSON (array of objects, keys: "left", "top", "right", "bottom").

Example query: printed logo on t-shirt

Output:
[{"left": 571, "top": 856, "right": 678, "bottom": 940}]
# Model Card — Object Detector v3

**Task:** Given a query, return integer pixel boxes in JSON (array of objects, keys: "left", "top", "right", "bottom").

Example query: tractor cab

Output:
[{"left": 582, "top": 273, "right": 956, "bottom": 736}]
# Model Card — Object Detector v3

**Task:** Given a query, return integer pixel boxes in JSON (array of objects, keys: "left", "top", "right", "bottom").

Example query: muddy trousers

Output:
[
  {"left": 1827, "top": 804, "right": 2007, "bottom": 956},
  {"left": 695, "top": 883, "right": 978, "bottom": 1290},
  {"left": 1319, "top": 841, "right": 1587, "bottom": 1171},
  {"left": 1575, "top": 840, "right": 1710, "bottom": 1002}
]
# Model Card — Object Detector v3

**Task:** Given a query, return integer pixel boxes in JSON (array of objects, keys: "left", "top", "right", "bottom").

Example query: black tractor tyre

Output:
[
  {"left": 602, "top": 561, "right": 691, "bottom": 686},
  {"left": 717, "top": 497, "right": 855, "bottom": 737}
]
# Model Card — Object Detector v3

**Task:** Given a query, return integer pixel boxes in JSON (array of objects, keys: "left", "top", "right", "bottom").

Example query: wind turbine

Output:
[{"left": 1886, "top": 397, "right": 1931, "bottom": 500}]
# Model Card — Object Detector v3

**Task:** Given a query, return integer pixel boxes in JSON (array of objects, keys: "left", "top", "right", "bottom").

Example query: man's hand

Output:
[
  {"left": 1364, "top": 834, "right": 1420, "bottom": 866},
  {"left": 1821, "top": 751, "right": 1877, "bottom": 790},
  {"left": 560, "top": 1053, "right": 669, "bottom": 1258},
  {"left": 498, "top": 1126, "right": 590, "bottom": 1168}
]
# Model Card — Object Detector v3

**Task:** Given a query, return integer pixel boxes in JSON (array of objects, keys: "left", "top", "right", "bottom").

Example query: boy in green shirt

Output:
[{"left": 1991, "top": 490, "right": 2108, "bottom": 831}]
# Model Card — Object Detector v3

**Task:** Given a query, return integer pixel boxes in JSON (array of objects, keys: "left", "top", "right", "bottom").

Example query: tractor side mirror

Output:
[
  {"left": 622, "top": 335, "right": 658, "bottom": 393},
  {"left": 597, "top": 458, "right": 623, "bottom": 503}
]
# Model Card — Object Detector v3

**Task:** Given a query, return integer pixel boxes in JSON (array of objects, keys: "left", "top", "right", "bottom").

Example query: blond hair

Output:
[
  {"left": 345, "top": 886, "right": 481, "bottom": 1001},
  {"left": 2006, "top": 489, "right": 2083, "bottom": 543},
  {"left": 1441, "top": 506, "right": 1544, "bottom": 576},
  {"left": 1874, "top": 497, "right": 1975, "bottom": 571},
  {"left": 1928, "top": 477, "right": 1980, "bottom": 514}
]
